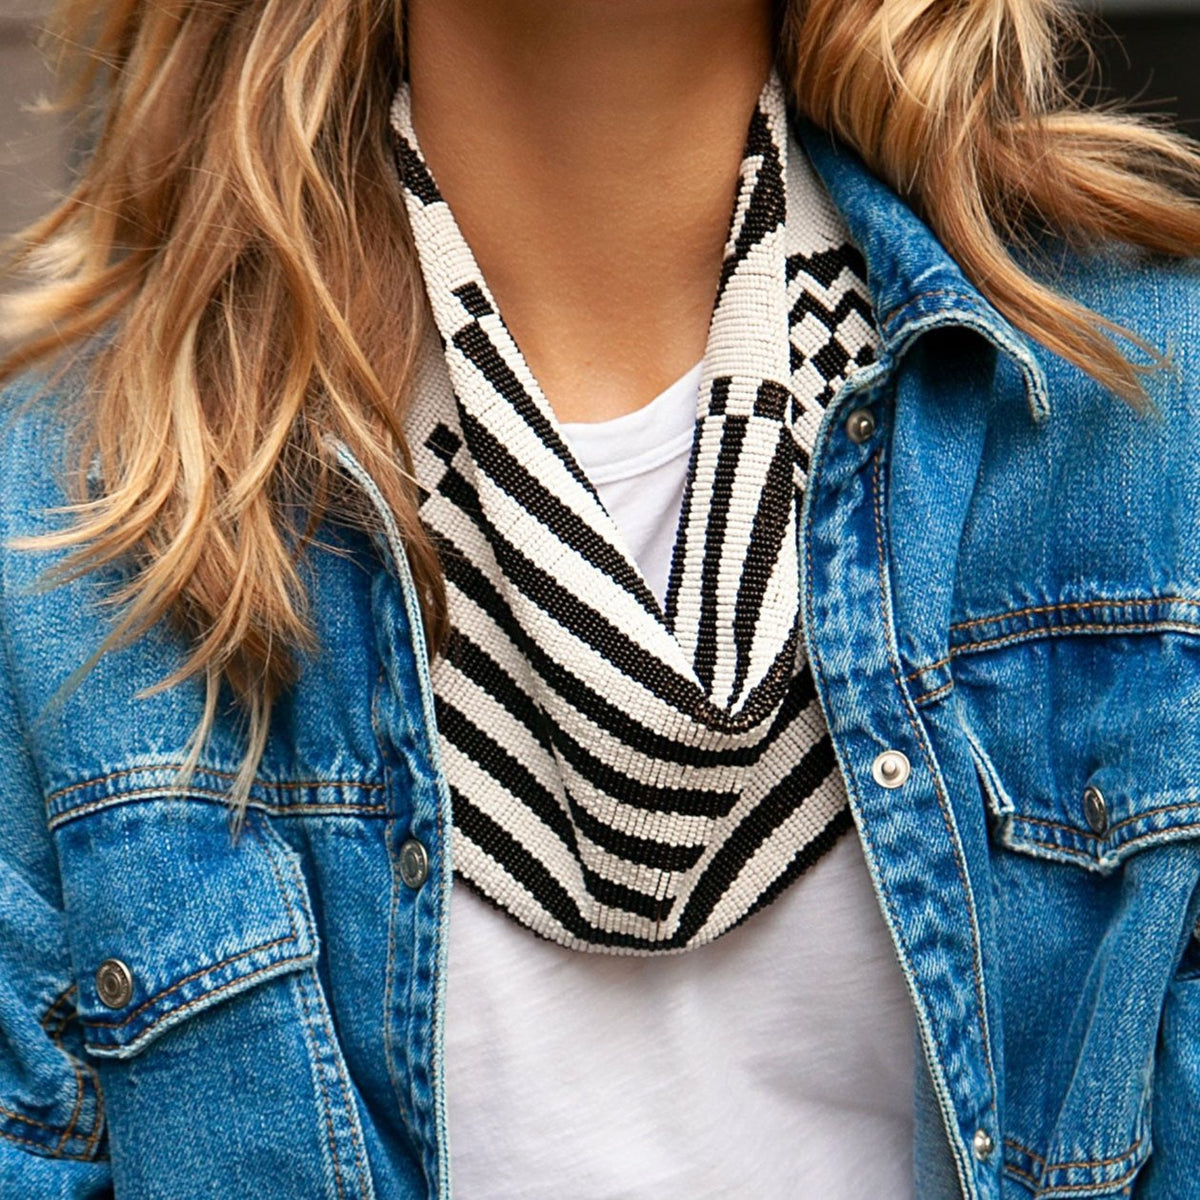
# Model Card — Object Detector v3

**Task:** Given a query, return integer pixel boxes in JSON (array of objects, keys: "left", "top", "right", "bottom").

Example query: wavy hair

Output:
[{"left": 4, "top": 0, "right": 1200, "bottom": 804}]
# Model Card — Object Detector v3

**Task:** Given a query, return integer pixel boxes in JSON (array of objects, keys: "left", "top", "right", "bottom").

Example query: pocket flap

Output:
[
  {"left": 954, "top": 631, "right": 1200, "bottom": 873},
  {"left": 966, "top": 724, "right": 1200, "bottom": 873},
  {"left": 54, "top": 796, "right": 318, "bottom": 1058}
]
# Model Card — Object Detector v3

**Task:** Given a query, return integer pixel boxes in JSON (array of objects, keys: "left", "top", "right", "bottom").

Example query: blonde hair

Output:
[{"left": 4, "top": 0, "right": 1200, "bottom": 804}]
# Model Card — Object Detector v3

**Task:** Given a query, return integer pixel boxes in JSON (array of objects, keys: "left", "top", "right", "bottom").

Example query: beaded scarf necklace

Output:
[{"left": 392, "top": 73, "right": 881, "bottom": 953}]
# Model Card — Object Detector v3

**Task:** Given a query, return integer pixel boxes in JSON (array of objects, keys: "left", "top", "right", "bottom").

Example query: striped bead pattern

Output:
[{"left": 392, "top": 74, "right": 881, "bottom": 953}]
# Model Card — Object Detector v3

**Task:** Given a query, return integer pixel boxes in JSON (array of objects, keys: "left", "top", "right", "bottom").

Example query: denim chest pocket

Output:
[
  {"left": 949, "top": 627, "right": 1200, "bottom": 1198},
  {"left": 53, "top": 796, "right": 318, "bottom": 1058},
  {"left": 954, "top": 627, "right": 1200, "bottom": 872},
  {"left": 50, "top": 790, "right": 377, "bottom": 1199}
]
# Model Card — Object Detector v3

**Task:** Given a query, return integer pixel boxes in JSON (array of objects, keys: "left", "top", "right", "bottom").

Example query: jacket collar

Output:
[{"left": 796, "top": 120, "right": 1051, "bottom": 423}]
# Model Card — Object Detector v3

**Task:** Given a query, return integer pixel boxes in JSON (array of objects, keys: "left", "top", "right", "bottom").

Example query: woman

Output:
[{"left": 2, "top": 0, "right": 1199, "bottom": 1197}]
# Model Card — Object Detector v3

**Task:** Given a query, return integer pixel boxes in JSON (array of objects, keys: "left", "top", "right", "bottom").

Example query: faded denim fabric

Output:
[{"left": 2, "top": 122, "right": 1200, "bottom": 1200}]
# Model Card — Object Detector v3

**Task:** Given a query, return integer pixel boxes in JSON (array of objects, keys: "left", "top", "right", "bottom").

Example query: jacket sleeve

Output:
[{"left": 0, "top": 601, "right": 111, "bottom": 1196}]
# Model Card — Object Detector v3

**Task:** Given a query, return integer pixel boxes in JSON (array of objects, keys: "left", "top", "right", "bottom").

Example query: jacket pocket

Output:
[
  {"left": 971, "top": 736, "right": 1200, "bottom": 877},
  {"left": 52, "top": 795, "right": 318, "bottom": 1059},
  {"left": 48, "top": 791, "right": 377, "bottom": 1199},
  {"left": 953, "top": 630, "right": 1200, "bottom": 1198},
  {"left": 955, "top": 626, "right": 1200, "bottom": 874}
]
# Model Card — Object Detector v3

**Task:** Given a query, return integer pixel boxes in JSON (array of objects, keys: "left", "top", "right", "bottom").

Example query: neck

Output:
[{"left": 405, "top": 0, "right": 775, "bottom": 422}]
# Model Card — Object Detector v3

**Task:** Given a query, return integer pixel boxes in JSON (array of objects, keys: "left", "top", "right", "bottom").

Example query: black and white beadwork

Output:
[{"left": 392, "top": 74, "right": 880, "bottom": 953}]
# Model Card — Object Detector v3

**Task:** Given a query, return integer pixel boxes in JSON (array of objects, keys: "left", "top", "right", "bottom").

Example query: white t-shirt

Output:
[{"left": 444, "top": 364, "right": 917, "bottom": 1199}]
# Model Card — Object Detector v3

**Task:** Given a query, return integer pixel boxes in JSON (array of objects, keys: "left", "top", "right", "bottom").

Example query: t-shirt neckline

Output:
[{"left": 558, "top": 361, "right": 703, "bottom": 486}]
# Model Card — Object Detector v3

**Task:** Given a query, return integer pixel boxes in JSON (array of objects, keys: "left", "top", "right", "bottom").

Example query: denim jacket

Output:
[{"left": 3, "top": 124, "right": 1200, "bottom": 1200}]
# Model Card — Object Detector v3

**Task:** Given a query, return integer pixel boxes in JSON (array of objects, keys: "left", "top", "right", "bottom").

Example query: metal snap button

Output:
[
  {"left": 1082, "top": 786, "right": 1109, "bottom": 836},
  {"left": 972, "top": 1127, "right": 995, "bottom": 1162},
  {"left": 95, "top": 958, "right": 134, "bottom": 1009},
  {"left": 871, "top": 749, "right": 911, "bottom": 789},
  {"left": 398, "top": 838, "right": 430, "bottom": 890},
  {"left": 845, "top": 407, "right": 877, "bottom": 444}
]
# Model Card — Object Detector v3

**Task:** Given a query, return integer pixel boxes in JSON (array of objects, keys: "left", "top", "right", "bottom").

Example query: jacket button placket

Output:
[
  {"left": 804, "top": 380, "right": 1000, "bottom": 1200},
  {"left": 368, "top": 536, "right": 454, "bottom": 1200}
]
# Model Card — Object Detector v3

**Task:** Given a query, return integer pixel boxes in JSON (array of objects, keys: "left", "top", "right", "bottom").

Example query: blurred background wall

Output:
[
  {"left": 1074, "top": 1, "right": 1200, "bottom": 132},
  {"left": 0, "top": 1, "right": 68, "bottom": 238},
  {"left": 0, "top": 0, "right": 1196, "bottom": 238}
]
